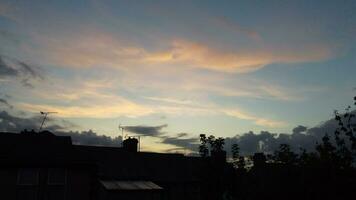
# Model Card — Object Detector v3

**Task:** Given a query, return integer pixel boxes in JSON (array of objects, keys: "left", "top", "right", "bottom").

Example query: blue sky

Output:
[{"left": 0, "top": 0, "right": 355, "bottom": 152}]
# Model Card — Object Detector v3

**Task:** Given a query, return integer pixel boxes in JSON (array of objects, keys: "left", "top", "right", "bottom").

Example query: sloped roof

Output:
[{"left": 100, "top": 180, "right": 163, "bottom": 190}]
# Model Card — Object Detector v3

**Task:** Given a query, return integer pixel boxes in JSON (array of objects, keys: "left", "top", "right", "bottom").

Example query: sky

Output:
[{"left": 0, "top": 0, "right": 355, "bottom": 153}]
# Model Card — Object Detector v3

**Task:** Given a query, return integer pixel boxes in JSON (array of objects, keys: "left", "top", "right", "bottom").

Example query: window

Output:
[
  {"left": 46, "top": 168, "right": 67, "bottom": 200},
  {"left": 17, "top": 168, "right": 39, "bottom": 200},
  {"left": 17, "top": 168, "right": 39, "bottom": 185}
]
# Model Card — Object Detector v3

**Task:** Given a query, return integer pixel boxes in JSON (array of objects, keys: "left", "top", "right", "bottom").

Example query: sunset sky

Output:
[{"left": 0, "top": 0, "right": 355, "bottom": 152}]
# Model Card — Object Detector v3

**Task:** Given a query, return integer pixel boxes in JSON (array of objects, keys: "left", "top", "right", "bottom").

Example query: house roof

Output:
[
  {"left": 100, "top": 180, "right": 163, "bottom": 190},
  {"left": 0, "top": 132, "right": 92, "bottom": 166},
  {"left": 0, "top": 131, "right": 204, "bottom": 183}
]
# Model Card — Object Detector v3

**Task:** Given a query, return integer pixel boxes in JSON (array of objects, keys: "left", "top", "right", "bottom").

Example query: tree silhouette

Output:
[
  {"left": 199, "top": 134, "right": 209, "bottom": 158},
  {"left": 231, "top": 143, "right": 239, "bottom": 165},
  {"left": 231, "top": 143, "right": 246, "bottom": 170},
  {"left": 231, "top": 143, "right": 239, "bottom": 158},
  {"left": 316, "top": 134, "right": 337, "bottom": 167},
  {"left": 274, "top": 144, "right": 298, "bottom": 165}
]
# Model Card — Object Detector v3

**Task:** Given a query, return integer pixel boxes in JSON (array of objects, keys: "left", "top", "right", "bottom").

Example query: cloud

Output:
[
  {"left": 223, "top": 109, "right": 286, "bottom": 128},
  {"left": 39, "top": 31, "right": 331, "bottom": 73},
  {"left": 0, "top": 110, "right": 122, "bottom": 147},
  {"left": 293, "top": 125, "right": 307, "bottom": 134},
  {"left": 177, "top": 132, "right": 189, "bottom": 137},
  {"left": 0, "top": 56, "right": 18, "bottom": 77},
  {"left": 18, "top": 101, "right": 154, "bottom": 119},
  {"left": 17, "top": 94, "right": 286, "bottom": 128},
  {"left": 159, "top": 133, "right": 199, "bottom": 152},
  {"left": 55, "top": 129, "right": 121, "bottom": 147},
  {"left": 0, "top": 55, "right": 43, "bottom": 87},
  {"left": 13, "top": 76, "right": 287, "bottom": 127},
  {"left": 0, "top": 110, "right": 42, "bottom": 132},
  {"left": 223, "top": 110, "right": 356, "bottom": 156},
  {"left": 224, "top": 130, "right": 316, "bottom": 156},
  {"left": 1, "top": 107, "right": 355, "bottom": 154},
  {"left": 145, "top": 96, "right": 194, "bottom": 105},
  {"left": 123, "top": 124, "right": 167, "bottom": 136},
  {"left": 153, "top": 40, "right": 331, "bottom": 73},
  {"left": 17, "top": 61, "right": 43, "bottom": 80},
  {"left": 0, "top": 98, "right": 13, "bottom": 109}
]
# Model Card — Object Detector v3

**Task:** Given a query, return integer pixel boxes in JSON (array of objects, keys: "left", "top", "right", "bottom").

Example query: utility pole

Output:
[{"left": 39, "top": 111, "right": 57, "bottom": 132}]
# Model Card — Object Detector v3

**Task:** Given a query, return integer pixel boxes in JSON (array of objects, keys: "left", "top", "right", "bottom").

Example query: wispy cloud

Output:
[
  {"left": 17, "top": 101, "right": 154, "bottom": 119},
  {"left": 17, "top": 95, "right": 286, "bottom": 128},
  {"left": 145, "top": 96, "right": 195, "bottom": 105},
  {"left": 0, "top": 98, "right": 13, "bottom": 109},
  {"left": 38, "top": 30, "right": 332, "bottom": 73},
  {"left": 223, "top": 109, "right": 286, "bottom": 128},
  {"left": 123, "top": 124, "right": 167, "bottom": 136},
  {"left": 0, "top": 55, "right": 43, "bottom": 88}
]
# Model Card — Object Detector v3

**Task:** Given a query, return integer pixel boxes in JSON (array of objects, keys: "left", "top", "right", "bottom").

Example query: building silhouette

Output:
[{"left": 0, "top": 131, "right": 228, "bottom": 200}]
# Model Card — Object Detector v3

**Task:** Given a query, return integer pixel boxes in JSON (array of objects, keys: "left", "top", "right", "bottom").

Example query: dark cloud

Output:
[
  {"left": 224, "top": 130, "right": 319, "bottom": 156},
  {"left": 177, "top": 132, "right": 188, "bottom": 137},
  {"left": 161, "top": 136, "right": 198, "bottom": 149},
  {"left": 0, "top": 110, "right": 42, "bottom": 132},
  {"left": 1, "top": 107, "right": 355, "bottom": 154},
  {"left": 306, "top": 110, "right": 356, "bottom": 138},
  {"left": 0, "top": 56, "right": 18, "bottom": 77},
  {"left": 224, "top": 110, "right": 356, "bottom": 156},
  {"left": 0, "top": 98, "right": 13, "bottom": 109},
  {"left": 149, "top": 111, "right": 356, "bottom": 155},
  {"left": 0, "top": 55, "right": 43, "bottom": 87},
  {"left": 124, "top": 124, "right": 167, "bottom": 136},
  {"left": 159, "top": 132, "right": 199, "bottom": 153},
  {"left": 293, "top": 125, "right": 307, "bottom": 134},
  {"left": 0, "top": 110, "right": 122, "bottom": 147},
  {"left": 55, "top": 130, "right": 121, "bottom": 147},
  {"left": 17, "top": 61, "right": 43, "bottom": 80}
]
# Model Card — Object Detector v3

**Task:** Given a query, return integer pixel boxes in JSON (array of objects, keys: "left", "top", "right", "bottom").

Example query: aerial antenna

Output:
[
  {"left": 39, "top": 111, "right": 57, "bottom": 132},
  {"left": 119, "top": 123, "right": 141, "bottom": 151}
]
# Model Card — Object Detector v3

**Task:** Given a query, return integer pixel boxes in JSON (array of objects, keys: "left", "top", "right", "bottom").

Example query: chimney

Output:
[{"left": 123, "top": 137, "right": 138, "bottom": 153}]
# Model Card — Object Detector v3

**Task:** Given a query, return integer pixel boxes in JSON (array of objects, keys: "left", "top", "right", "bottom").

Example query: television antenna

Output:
[
  {"left": 39, "top": 111, "right": 57, "bottom": 132},
  {"left": 118, "top": 123, "right": 141, "bottom": 151}
]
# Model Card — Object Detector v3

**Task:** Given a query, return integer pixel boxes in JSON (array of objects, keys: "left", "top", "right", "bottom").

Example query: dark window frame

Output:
[
  {"left": 47, "top": 168, "right": 67, "bottom": 185},
  {"left": 17, "top": 168, "right": 40, "bottom": 186}
]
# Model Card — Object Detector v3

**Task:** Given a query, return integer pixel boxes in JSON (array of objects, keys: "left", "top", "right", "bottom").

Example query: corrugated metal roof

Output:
[{"left": 100, "top": 180, "right": 163, "bottom": 190}]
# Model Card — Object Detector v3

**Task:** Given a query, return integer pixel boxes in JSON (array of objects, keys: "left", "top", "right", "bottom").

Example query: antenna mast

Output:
[{"left": 39, "top": 111, "right": 57, "bottom": 132}]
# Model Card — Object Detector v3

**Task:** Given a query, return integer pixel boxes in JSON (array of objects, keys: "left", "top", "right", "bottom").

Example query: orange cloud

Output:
[
  {"left": 38, "top": 31, "right": 332, "bottom": 73},
  {"left": 18, "top": 101, "right": 154, "bottom": 119},
  {"left": 223, "top": 109, "right": 286, "bottom": 128},
  {"left": 146, "top": 40, "right": 332, "bottom": 73}
]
